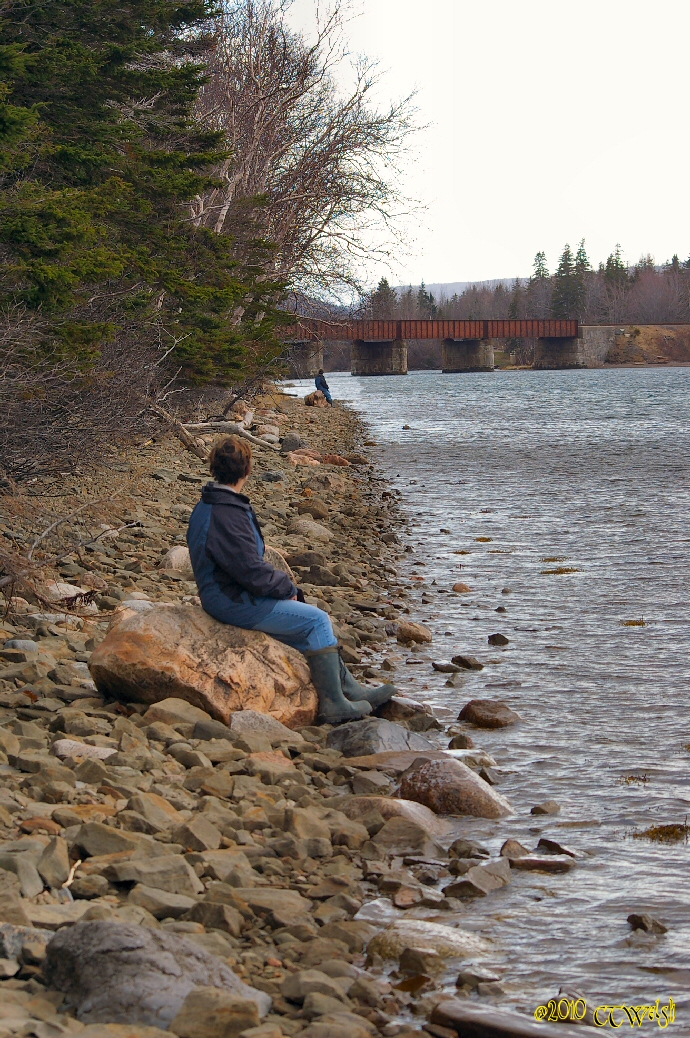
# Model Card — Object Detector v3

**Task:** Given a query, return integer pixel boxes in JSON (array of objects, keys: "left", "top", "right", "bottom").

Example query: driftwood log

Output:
[{"left": 182, "top": 421, "right": 280, "bottom": 451}]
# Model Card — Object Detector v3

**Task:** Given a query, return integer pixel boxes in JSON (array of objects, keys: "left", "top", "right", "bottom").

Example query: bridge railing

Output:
[{"left": 281, "top": 318, "right": 579, "bottom": 341}]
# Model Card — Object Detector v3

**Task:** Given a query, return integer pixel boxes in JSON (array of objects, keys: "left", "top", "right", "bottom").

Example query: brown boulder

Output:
[
  {"left": 304, "top": 391, "right": 328, "bottom": 407},
  {"left": 396, "top": 621, "right": 432, "bottom": 645},
  {"left": 297, "top": 499, "right": 329, "bottom": 520},
  {"left": 399, "top": 758, "right": 512, "bottom": 819},
  {"left": 89, "top": 605, "right": 318, "bottom": 729},
  {"left": 458, "top": 699, "right": 521, "bottom": 728}
]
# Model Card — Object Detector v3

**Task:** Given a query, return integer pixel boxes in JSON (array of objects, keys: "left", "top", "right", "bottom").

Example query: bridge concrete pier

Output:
[
  {"left": 534, "top": 326, "right": 617, "bottom": 369},
  {"left": 441, "top": 338, "right": 494, "bottom": 372},
  {"left": 351, "top": 339, "right": 408, "bottom": 376},
  {"left": 287, "top": 341, "right": 324, "bottom": 378}
]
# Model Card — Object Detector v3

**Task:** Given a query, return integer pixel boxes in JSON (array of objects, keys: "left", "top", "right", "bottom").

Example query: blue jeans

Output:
[{"left": 251, "top": 598, "right": 337, "bottom": 654}]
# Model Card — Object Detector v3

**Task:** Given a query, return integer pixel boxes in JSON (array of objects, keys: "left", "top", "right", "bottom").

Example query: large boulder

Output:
[
  {"left": 42, "top": 921, "right": 271, "bottom": 1026},
  {"left": 458, "top": 699, "right": 521, "bottom": 728},
  {"left": 88, "top": 605, "right": 318, "bottom": 729},
  {"left": 399, "top": 758, "right": 512, "bottom": 819},
  {"left": 326, "top": 719, "right": 436, "bottom": 757}
]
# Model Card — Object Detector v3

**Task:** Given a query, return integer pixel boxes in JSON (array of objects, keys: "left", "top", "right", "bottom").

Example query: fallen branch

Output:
[
  {"left": 182, "top": 421, "right": 280, "bottom": 451},
  {"left": 149, "top": 405, "right": 208, "bottom": 461}
]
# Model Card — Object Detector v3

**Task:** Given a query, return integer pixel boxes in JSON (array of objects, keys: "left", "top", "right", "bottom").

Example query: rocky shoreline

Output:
[{"left": 0, "top": 389, "right": 579, "bottom": 1038}]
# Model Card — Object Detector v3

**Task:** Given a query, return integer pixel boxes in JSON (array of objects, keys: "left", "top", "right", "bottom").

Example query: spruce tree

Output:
[
  {"left": 572, "top": 239, "right": 591, "bottom": 318},
  {"left": 0, "top": 0, "right": 283, "bottom": 385},
  {"left": 531, "top": 251, "right": 549, "bottom": 282},
  {"left": 551, "top": 243, "right": 579, "bottom": 318},
  {"left": 602, "top": 244, "right": 628, "bottom": 289},
  {"left": 416, "top": 281, "right": 437, "bottom": 318},
  {"left": 369, "top": 277, "right": 397, "bottom": 319}
]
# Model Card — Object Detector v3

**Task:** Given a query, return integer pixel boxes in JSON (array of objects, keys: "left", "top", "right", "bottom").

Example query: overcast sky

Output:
[{"left": 288, "top": 0, "right": 690, "bottom": 287}]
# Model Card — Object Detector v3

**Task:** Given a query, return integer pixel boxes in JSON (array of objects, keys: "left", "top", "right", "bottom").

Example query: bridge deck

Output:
[{"left": 283, "top": 318, "right": 578, "bottom": 342}]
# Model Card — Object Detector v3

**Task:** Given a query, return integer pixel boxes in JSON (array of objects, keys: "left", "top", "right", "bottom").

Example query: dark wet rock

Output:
[
  {"left": 627, "top": 913, "right": 667, "bottom": 934},
  {"left": 450, "top": 655, "right": 484, "bottom": 671},
  {"left": 499, "top": 839, "right": 529, "bottom": 859},
  {"left": 456, "top": 966, "right": 501, "bottom": 990},
  {"left": 509, "top": 855, "right": 575, "bottom": 874},
  {"left": 432, "top": 661, "right": 461, "bottom": 673},
  {"left": 447, "top": 733, "right": 475, "bottom": 749},
  {"left": 42, "top": 921, "right": 270, "bottom": 1026},
  {"left": 536, "top": 837, "right": 581, "bottom": 858},
  {"left": 326, "top": 718, "right": 436, "bottom": 757},
  {"left": 375, "top": 696, "right": 440, "bottom": 732},
  {"left": 530, "top": 800, "right": 560, "bottom": 815},
  {"left": 449, "top": 838, "right": 490, "bottom": 859},
  {"left": 260, "top": 471, "right": 284, "bottom": 482},
  {"left": 442, "top": 858, "right": 512, "bottom": 898},
  {"left": 432, "top": 999, "right": 585, "bottom": 1037},
  {"left": 487, "top": 633, "right": 509, "bottom": 646},
  {"left": 458, "top": 699, "right": 521, "bottom": 728}
]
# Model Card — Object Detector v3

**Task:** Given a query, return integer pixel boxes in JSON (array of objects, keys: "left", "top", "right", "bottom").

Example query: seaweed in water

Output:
[{"left": 633, "top": 820, "right": 690, "bottom": 844}]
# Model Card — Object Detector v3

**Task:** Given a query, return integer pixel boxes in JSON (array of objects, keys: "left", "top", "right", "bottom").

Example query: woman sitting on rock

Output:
[{"left": 187, "top": 435, "right": 395, "bottom": 724}]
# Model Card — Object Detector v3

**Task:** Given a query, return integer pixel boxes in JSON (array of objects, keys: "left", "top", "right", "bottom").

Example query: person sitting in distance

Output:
[
  {"left": 186, "top": 435, "right": 395, "bottom": 723},
  {"left": 314, "top": 369, "right": 333, "bottom": 405}
]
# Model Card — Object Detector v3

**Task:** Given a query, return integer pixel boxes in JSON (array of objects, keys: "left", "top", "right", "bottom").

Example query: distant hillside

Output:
[{"left": 395, "top": 279, "right": 517, "bottom": 299}]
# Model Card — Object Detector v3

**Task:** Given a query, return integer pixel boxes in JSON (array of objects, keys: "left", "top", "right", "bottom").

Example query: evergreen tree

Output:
[
  {"left": 551, "top": 243, "right": 580, "bottom": 318},
  {"left": 416, "top": 281, "right": 437, "bottom": 318},
  {"left": 369, "top": 277, "right": 397, "bottom": 319},
  {"left": 530, "top": 251, "right": 549, "bottom": 282},
  {"left": 572, "top": 239, "right": 591, "bottom": 317},
  {"left": 508, "top": 278, "right": 523, "bottom": 318},
  {"left": 0, "top": 0, "right": 283, "bottom": 386},
  {"left": 601, "top": 244, "right": 628, "bottom": 289}
]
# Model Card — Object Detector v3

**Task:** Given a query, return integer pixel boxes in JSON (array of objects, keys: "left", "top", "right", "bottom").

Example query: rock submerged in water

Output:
[
  {"left": 88, "top": 604, "right": 318, "bottom": 729},
  {"left": 399, "top": 758, "right": 512, "bottom": 819},
  {"left": 367, "top": 919, "right": 489, "bottom": 961},
  {"left": 42, "top": 921, "right": 271, "bottom": 1027},
  {"left": 458, "top": 699, "right": 521, "bottom": 728}
]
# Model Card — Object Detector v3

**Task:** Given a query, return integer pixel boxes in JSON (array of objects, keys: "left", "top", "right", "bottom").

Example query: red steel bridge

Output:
[{"left": 282, "top": 318, "right": 585, "bottom": 374}]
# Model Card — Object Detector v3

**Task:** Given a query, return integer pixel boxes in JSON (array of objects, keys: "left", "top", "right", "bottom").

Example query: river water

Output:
[{"left": 289, "top": 367, "right": 690, "bottom": 1027}]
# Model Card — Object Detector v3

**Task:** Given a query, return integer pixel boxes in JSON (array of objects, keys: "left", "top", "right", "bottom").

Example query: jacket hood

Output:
[{"left": 201, "top": 482, "right": 252, "bottom": 509}]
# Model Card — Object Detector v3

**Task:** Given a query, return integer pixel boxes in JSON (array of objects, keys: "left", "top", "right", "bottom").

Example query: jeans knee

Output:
[{"left": 306, "top": 612, "right": 336, "bottom": 652}]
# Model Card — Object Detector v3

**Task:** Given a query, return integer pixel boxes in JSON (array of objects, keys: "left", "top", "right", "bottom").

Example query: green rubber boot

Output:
[
  {"left": 305, "top": 647, "right": 372, "bottom": 724},
  {"left": 339, "top": 655, "right": 397, "bottom": 710}
]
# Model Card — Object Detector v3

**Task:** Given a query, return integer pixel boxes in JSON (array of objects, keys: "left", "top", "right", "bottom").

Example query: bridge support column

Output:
[
  {"left": 287, "top": 341, "right": 324, "bottom": 378},
  {"left": 534, "top": 327, "right": 618, "bottom": 369},
  {"left": 441, "top": 338, "right": 494, "bottom": 372},
  {"left": 351, "top": 340, "right": 407, "bottom": 376}
]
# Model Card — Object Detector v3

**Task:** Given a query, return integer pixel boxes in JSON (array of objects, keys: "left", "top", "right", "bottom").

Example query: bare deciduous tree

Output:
[{"left": 192, "top": 0, "right": 418, "bottom": 297}]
